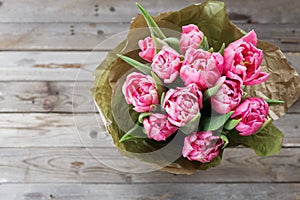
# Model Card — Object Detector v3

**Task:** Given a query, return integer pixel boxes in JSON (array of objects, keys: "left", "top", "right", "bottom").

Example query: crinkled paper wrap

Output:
[{"left": 92, "top": 0, "right": 300, "bottom": 174}]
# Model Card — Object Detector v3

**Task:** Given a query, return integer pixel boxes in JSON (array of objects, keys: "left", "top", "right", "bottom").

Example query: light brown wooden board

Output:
[
  {"left": 0, "top": 0, "right": 299, "bottom": 23},
  {"left": 0, "top": 23, "right": 299, "bottom": 51},
  {"left": 0, "top": 183, "right": 299, "bottom": 199},
  {"left": 0, "top": 148, "right": 299, "bottom": 183}
]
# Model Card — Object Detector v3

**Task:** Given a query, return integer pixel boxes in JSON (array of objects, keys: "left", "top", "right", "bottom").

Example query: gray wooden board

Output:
[
  {"left": 0, "top": 51, "right": 106, "bottom": 81},
  {"left": 0, "top": 23, "right": 299, "bottom": 51},
  {"left": 0, "top": 81, "right": 299, "bottom": 113},
  {"left": 0, "top": 52, "right": 298, "bottom": 81},
  {"left": 0, "top": 0, "right": 299, "bottom": 23},
  {"left": 0, "top": 148, "right": 299, "bottom": 183},
  {"left": 0, "top": 82, "right": 96, "bottom": 113},
  {"left": 0, "top": 113, "right": 298, "bottom": 147},
  {"left": 0, "top": 183, "right": 299, "bottom": 200}
]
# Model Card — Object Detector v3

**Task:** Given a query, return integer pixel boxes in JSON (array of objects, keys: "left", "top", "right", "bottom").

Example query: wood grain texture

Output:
[
  {"left": 0, "top": 81, "right": 299, "bottom": 113},
  {"left": 0, "top": 52, "right": 298, "bottom": 81},
  {"left": 0, "top": 51, "right": 106, "bottom": 81},
  {"left": 0, "top": 23, "right": 299, "bottom": 51},
  {"left": 0, "top": 183, "right": 299, "bottom": 200},
  {"left": 0, "top": 0, "right": 299, "bottom": 23},
  {"left": 0, "top": 113, "right": 106, "bottom": 147},
  {"left": 0, "top": 23, "right": 127, "bottom": 51},
  {"left": 0, "top": 113, "right": 298, "bottom": 147},
  {"left": 0, "top": 148, "right": 299, "bottom": 183},
  {"left": 0, "top": 82, "right": 95, "bottom": 112}
]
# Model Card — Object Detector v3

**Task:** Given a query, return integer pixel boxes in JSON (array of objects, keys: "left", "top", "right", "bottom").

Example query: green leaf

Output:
[
  {"left": 119, "top": 124, "right": 139, "bottom": 143},
  {"left": 199, "top": 36, "right": 210, "bottom": 51},
  {"left": 136, "top": 3, "right": 166, "bottom": 39},
  {"left": 138, "top": 112, "right": 151, "bottom": 124},
  {"left": 163, "top": 37, "right": 180, "bottom": 53},
  {"left": 117, "top": 54, "right": 151, "bottom": 75},
  {"left": 160, "top": 92, "right": 165, "bottom": 105},
  {"left": 151, "top": 34, "right": 166, "bottom": 51},
  {"left": 151, "top": 71, "right": 165, "bottom": 96},
  {"left": 119, "top": 123, "right": 149, "bottom": 143},
  {"left": 201, "top": 111, "right": 234, "bottom": 131},
  {"left": 218, "top": 42, "right": 226, "bottom": 54},
  {"left": 203, "top": 77, "right": 225, "bottom": 101},
  {"left": 242, "top": 91, "right": 248, "bottom": 100},
  {"left": 167, "top": 76, "right": 185, "bottom": 88},
  {"left": 239, "top": 28, "right": 248, "bottom": 35},
  {"left": 180, "top": 113, "right": 201, "bottom": 135},
  {"left": 224, "top": 118, "right": 242, "bottom": 130},
  {"left": 227, "top": 122, "right": 284, "bottom": 157},
  {"left": 254, "top": 117, "right": 272, "bottom": 135},
  {"left": 264, "top": 98, "right": 285, "bottom": 105},
  {"left": 220, "top": 134, "right": 229, "bottom": 149},
  {"left": 208, "top": 47, "right": 214, "bottom": 53}
]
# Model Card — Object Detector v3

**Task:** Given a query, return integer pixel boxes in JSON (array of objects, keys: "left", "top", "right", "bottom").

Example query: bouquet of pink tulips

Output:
[{"left": 93, "top": 1, "right": 300, "bottom": 174}]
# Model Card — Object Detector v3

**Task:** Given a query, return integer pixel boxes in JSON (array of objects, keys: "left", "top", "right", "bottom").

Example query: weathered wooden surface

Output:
[
  {"left": 0, "top": 81, "right": 299, "bottom": 113},
  {"left": 0, "top": 183, "right": 299, "bottom": 200},
  {"left": 0, "top": 52, "right": 298, "bottom": 81},
  {"left": 0, "top": 51, "right": 106, "bottom": 81},
  {"left": 0, "top": 23, "right": 299, "bottom": 51},
  {"left": 0, "top": 0, "right": 299, "bottom": 23},
  {"left": 0, "top": 113, "right": 298, "bottom": 147},
  {"left": 0, "top": 0, "right": 299, "bottom": 199},
  {"left": 0, "top": 148, "right": 299, "bottom": 183}
]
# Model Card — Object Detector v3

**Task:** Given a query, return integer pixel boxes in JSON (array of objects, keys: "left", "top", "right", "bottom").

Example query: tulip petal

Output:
[{"left": 244, "top": 72, "right": 269, "bottom": 85}]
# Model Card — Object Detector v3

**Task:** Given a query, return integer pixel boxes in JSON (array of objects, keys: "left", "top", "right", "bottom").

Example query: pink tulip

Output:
[
  {"left": 143, "top": 113, "right": 178, "bottom": 141},
  {"left": 179, "top": 24, "right": 204, "bottom": 54},
  {"left": 122, "top": 72, "right": 159, "bottom": 112},
  {"left": 182, "top": 131, "right": 224, "bottom": 163},
  {"left": 223, "top": 30, "right": 269, "bottom": 85},
  {"left": 163, "top": 84, "right": 202, "bottom": 127},
  {"left": 138, "top": 37, "right": 155, "bottom": 62},
  {"left": 180, "top": 48, "right": 223, "bottom": 90},
  {"left": 210, "top": 75, "right": 243, "bottom": 114},
  {"left": 151, "top": 46, "right": 181, "bottom": 84},
  {"left": 231, "top": 97, "right": 269, "bottom": 136}
]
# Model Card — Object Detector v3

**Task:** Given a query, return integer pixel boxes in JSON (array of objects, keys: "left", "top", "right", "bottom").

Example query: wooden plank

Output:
[
  {"left": 286, "top": 53, "right": 300, "bottom": 75},
  {"left": 0, "top": 81, "right": 299, "bottom": 114},
  {"left": 0, "top": 113, "right": 108, "bottom": 148},
  {"left": 0, "top": 0, "right": 299, "bottom": 23},
  {"left": 0, "top": 82, "right": 96, "bottom": 113},
  {"left": 0, "top": 113, "right": 121, "bottom": 148},
  {"left": 0, "top": 23, "right": 299, "bottom": 51},
  {"left": 0, "top": 183, "right": 299, "bottom": 200},
  {"left": 0, "top": 23, "right": 128, "bottom": 51},
  {"left": 273, "top": 113, "right": 300, "bottom": 147},
  {"left": 289, "top": 98, "right": 300, "bottom": 113},
  {"left": 0, "top": 113, "right": 298, "bottom": 147},
  {"left": 0, "top": 51, "right": 106, "bottom": 81},
  {"left": 0, "top": 52, "right": 298, "bottom": 81},
  {"left": 0, "top": 148, "right": 299, "bottom": 183}
]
